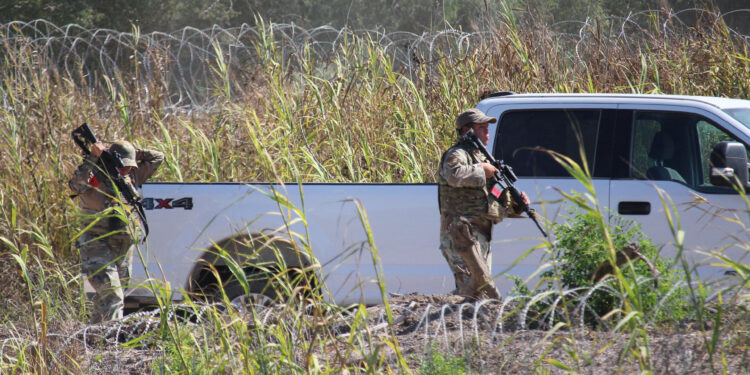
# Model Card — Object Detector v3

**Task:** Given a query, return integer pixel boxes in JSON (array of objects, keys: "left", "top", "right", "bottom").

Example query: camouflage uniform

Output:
[
  {"left": 438, "top": 137, "right": 518, "bottom": 300},
  {"left": 69, "top": 144, "right": 164, "bottom": 322}
]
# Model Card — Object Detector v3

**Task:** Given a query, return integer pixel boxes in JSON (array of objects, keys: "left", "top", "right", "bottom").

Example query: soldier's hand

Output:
[
  {"left": 91, "top": 141, "right": 105, "bottom": 157},
  {"left": 481, "top": 162, "right": 499, "bottom": 178},
  {"left": 520, "top": 191, "right": 530, "bottom": 206},
  {"left": 507, "top": 190, "right": 531, "bottom": 215}
]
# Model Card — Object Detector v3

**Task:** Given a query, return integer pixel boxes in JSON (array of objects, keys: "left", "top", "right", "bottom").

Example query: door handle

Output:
[{"left": 618, "top": 201, "right": 651, "bottom": 215}]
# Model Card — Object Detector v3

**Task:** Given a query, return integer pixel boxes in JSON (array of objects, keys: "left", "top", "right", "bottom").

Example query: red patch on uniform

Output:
[
  {"left": 490, "top": 184, "right": 502, "bottom": 198},
  {"left": 88, "top": 175, "right": 100, "bottom": 187}
]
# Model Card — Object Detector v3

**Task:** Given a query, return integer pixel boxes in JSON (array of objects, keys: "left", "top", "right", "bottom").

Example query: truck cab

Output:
[{"left": 479, "top": 93, "right": 750, "bottom": 289}]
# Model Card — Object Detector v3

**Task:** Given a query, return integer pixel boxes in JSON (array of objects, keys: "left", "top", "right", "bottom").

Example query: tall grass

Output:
[{"left": 1, "top": 7, "right": 750, "bottom": 374}]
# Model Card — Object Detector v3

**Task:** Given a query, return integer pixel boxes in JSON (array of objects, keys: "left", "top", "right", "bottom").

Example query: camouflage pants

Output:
[
  {"left": 439, "top": 214, "right": 500, "bottom": 299},
  {"left": 77, "top": 231, "right": 135, "bottom": 323}
]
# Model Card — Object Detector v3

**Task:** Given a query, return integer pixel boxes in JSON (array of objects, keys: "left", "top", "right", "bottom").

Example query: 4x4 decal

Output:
[{"left": 142, "top": 197, "right": 193, "bottom": 210}]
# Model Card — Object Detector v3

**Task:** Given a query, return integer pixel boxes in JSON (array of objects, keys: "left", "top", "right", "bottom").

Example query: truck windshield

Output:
[{"left": 723, "top": 108, "right": 750, "bottom": 129}]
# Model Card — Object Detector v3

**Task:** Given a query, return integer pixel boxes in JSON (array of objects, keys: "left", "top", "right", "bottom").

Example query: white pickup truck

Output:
[{"left": 126, "top": 93, "right": 750, "bottom": 307}]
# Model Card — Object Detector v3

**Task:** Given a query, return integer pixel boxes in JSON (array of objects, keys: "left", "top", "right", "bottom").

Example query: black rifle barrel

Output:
[
  {"left": 463, "top": 129, "right": 547, "bottom": 237},
  {"left": 71, "top": 123, "right": 150, "bottom": 237}
]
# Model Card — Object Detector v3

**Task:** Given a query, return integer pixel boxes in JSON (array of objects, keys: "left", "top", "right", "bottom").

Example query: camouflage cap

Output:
[
  {"left": 455, "top": 108, "right": 496, "bottom": 130},
  {"left": 109, "top": 140, "right": 138, "bottom": 168}
]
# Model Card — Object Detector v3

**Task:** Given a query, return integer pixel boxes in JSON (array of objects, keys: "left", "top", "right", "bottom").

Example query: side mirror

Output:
[{"left": 710, "top": 141, "right": 750, "bottom": 192}]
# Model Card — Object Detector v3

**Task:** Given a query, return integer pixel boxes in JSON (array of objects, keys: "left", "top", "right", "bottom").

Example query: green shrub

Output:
[
  {"left": 541, "top": 207, "right": 693, "bottom": 324},
  {"left": 418, "top": 345, "right": 468, "bottom": 375}
]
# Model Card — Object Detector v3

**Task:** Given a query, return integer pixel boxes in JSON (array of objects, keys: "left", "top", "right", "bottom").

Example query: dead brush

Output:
[{"left": 1, "top": 8, "right": 750, "bottom": 373}]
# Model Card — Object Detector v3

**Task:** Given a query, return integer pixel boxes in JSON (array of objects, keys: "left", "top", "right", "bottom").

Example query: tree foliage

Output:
[{"left": 2, "top": 0, "right": 750, "bottom": 33}]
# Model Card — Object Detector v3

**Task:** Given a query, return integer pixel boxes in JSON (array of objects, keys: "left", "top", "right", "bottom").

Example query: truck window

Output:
[
  {"left": 495, "top": 110, "right": 600, "bottom": 177},
  {"left": 696, "top": 120, "right": 749, "bottom": 188},
  {"left": 723, "top": 108, "right": 750, "bottom": 130},
  {"left": 630, "top": 111, "right": 748, "bottom": 192}
]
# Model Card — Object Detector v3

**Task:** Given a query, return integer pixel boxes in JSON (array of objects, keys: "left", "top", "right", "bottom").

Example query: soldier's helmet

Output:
[{"left": 110, "top": 140, "right": 138, "bottom": 168}]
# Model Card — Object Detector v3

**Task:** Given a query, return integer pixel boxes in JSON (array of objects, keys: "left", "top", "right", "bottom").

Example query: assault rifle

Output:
[
  {"left": 71, "top": 123, "right": 149, "bottom": 237},
  {"left": 462, "top": 129, "right": 547, "bottom": 237}
]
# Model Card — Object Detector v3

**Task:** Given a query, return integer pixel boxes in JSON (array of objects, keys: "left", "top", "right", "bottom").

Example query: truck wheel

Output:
[
  {"left": 216, "top": 279, "right": 275, "bottom": 313},
  {"left": 222, "top": 267, "right": 319, "bottom": 302}
]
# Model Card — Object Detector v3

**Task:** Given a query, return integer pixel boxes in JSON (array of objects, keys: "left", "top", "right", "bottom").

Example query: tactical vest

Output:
[
  {"left": 88, "top": 169, "right": 142, "bottom": 233},
  {"left": 438, "top": 142, "right": 503, "bottom": 220}
]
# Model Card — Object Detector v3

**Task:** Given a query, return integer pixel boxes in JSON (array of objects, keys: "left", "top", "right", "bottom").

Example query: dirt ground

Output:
[
  {"left": 1, "top": 255, "right": 748, "bottom": 375},
  {"left": 375, "top": 292, "right": 750, "bottom": 374}
]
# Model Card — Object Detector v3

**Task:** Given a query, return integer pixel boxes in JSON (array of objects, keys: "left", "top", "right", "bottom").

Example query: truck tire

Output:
[
  {"left": 214, "top": 266, "right": 318, "bottom": 308},
  {"left": 217, "top": 279, "right": 275, "bottom": 312}
]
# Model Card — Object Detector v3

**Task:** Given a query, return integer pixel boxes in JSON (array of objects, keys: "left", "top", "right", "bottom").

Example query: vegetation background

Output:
[
  {"left": 3, "top": 0, "right": 750, "bottom": 34},
  {"left": 1, "top": 0, "right": 749, "bottom": 373}
]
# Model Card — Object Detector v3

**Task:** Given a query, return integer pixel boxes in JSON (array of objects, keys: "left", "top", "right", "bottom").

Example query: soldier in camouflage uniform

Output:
[
  {"left": 438, "top": 109, "right": 529, "bottom": 300},
  {"left": 69, "top": 140, "right": 164, "bottom": 322}
]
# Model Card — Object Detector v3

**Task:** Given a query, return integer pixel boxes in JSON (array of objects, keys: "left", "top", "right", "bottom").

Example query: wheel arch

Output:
[{"left": 186, "top": 231, "right": 317, "bottom": 296}]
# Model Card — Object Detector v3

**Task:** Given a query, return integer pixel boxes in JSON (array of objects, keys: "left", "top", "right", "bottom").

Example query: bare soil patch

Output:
[
  {"left": 1, "top": 279, "right": 748, "bottom": 374},
  {"left": 378, "top": 292, "right": 750, "bottom": 374}
]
